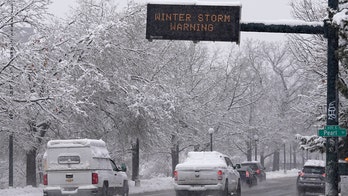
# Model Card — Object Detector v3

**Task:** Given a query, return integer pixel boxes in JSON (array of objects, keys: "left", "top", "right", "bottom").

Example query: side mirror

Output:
[
  {"left": 121, "top": 163, "right": 127, "bottom": 172},
  {"left": 235, "top": 164, "right": 241, "bottom": 169}
]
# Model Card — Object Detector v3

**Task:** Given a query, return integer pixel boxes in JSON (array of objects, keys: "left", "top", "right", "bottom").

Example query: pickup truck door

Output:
[{"left": 110, "top": 159, "right": 124, "bottom": 188}]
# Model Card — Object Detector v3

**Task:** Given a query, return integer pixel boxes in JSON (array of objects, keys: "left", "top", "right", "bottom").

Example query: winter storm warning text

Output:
[{"left": 154, "top": 13, "right": 231, "bottom": 32}]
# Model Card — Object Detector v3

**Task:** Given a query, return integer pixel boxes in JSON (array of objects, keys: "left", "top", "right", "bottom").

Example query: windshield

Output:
[{"left": 303, "top": 166, "right": 325, "bottom": 174}]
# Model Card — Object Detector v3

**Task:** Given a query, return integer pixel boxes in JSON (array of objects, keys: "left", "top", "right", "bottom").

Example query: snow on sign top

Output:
[
  {"left": 147, "top": 0, "right": 242, "bottom": 6},
  {"left": 47, "top": 138, "right": 106, "bottom": 148},
  {"left": 304, "top": 159, "right": 326, "bottom": 167}
]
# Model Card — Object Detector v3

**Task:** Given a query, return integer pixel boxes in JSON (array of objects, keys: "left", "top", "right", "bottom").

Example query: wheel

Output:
[
  {"left": 297, "top": 187, "right": 305, "bottom": 196},
  {"left": 175, "top": 190, "right": 188, "bottom": 196},
  {"left": 235, "top": 180, "right": 241, "bottom": 196},
  {"left": 219, "top": 180, "right": 228, "bottom": 196},
  {"left": 122, "top": 180, "right": 129, "bottom": 196},
  {"left": 101, "top": 182, "right": 108, "bottom": 196}
]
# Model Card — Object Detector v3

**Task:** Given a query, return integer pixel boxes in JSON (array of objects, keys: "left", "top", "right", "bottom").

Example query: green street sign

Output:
[{"left": 318, "top": 125, "right": 347, "bottom": 137}]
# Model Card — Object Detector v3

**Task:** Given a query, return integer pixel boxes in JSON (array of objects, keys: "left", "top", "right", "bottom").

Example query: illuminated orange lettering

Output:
[
  {"left": 177, "top": 23, "right": 182, "bottom": 31},
  {"left": 165, "top": 13, "right": 172, "bottom": 21},
  {"left": 170, "top": 23, "right": 176, "bottom": 30},
  {"left": 225, "top": 15, "right": 231, "bottom": 22},
  {"left": 208, "top": 24, "right": 213, "bottom": 31},
  {"left": 201, "top": 24, "right": 208, "bottom": 31},
  {"left": 204, "top": 14, "right": 210, "bottom": 21},
  {"left": 186, "top": 14, "right": 191, "bottom": 22},
  {"left": 155, "top": 13, "right": 160, "bottom": 21},
  {"left": 172, "top": 13, "right": 179, "bottom": 21},
  {"left": 198, "top": 14, "right": 203, "bottom": 22},
  {"left": 211, "top": 15, "right": 217, "bottom": 22},
  {"left": 179, "top": 14, "right": 185, "bottom": 21},
  {"left": 218, "top": 15, "right": 223, "bottom": 22},
  {"left": 183, "top": 23, "right": 189, "bottom": 31}
]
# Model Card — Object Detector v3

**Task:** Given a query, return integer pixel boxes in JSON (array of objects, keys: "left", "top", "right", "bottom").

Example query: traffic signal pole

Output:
[
  {"left": 325, "top": 0, "right": 339, "bottom": 195},
  {"left": 240, "top": 0, "right": 339, "bottom": 194}
]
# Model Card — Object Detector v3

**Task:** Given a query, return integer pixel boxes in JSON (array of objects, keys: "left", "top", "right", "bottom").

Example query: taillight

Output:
[
  {"left": 92, "top": 173, "right": 98, "bottom": 184},
  {"left": 322, "top": 173, "right": 326, "bottom": 177},
  {"left": 256, "top": 169, "right": 261, "bottom": 174},
  {"left": 299, "top": 171, "right": 305, "bottom": 177},
  {"left": 43, "top": 174, "right": 48, "bottom": 185},
  {"left": 174, "top": 170, "right": 178, "bottom": 181},
  {"left": 245, "top": 171, "right": 250, "bottom": 178},
  {"left": 217, "top": 170, "right": 223, "bottom": 180}
]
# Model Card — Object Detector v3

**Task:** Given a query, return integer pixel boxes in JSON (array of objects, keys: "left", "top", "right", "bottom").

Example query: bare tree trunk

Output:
[
  {"left": 26, "top": 149, "right": 37, "bottom": 187},
  {"left": 273, "top": 149, "right": 280, "bottom": 171},
  {"left": 131, "top": 138, "right": 139, "bottom": 181},
  {"left": 246, "top": 140, "right": 252, "bottom": 161},
  {"left": 171, "top": 135, "right": 179, "bottom": 177}
]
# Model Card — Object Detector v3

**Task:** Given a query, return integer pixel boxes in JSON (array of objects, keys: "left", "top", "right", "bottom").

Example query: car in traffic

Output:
[
  {"left": 237, "top": 166, "right": 258, "bottom": 187},
  {"left": 296, "top": 159, "right": 325, "bottom": 196},
  {"left": 174, "top": 151, "right": 241, "bottom": 196},
  {"left": 42, "top": 139, "right": 129, "bottom": 196},
  {"left": 241, "top": 161, "right": 266, "bottom": 182}
]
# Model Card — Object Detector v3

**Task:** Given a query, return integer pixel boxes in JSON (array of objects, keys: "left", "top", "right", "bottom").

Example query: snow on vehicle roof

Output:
[
  {"left": 47, "top": 139, "right": 106, "bottom": 148},
  {"left": 46, "top": 139, "right": 110, "bottom": 158},
  {"left": 304, "top": 159, "right": 325, "bottom": 167},
  {"left": 147, "top": 0, "right": 241, "bottom": 6},
  {"left": 176, "top": 151, "right": 227, "bottom": 169}
]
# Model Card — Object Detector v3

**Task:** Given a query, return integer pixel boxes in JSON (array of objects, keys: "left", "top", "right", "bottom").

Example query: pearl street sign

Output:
[
  {"left": 146, "top": 3, "right": 241, "bottom": 42},
  {"left": 318, "top": 125, "right": 347, "bottom": 137}
]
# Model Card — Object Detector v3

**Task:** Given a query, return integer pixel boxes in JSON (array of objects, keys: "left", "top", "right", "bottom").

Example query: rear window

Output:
[
  {"left": 241, "top": 163, "right": 258, "bottom": 170},
  {"left": 58, "top": 156, "right": 80, "bottom": 164},
  {"left": 303, "top": 166, "right": 325, "bottom": 174}
]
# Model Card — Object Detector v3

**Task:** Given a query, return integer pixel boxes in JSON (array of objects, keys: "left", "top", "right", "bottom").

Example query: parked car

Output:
[
  {"left": 241, "top": 161, "right": 266, "bottom": 181},
  {"left": 174, "top": 151, "right": 241, "bottom": 196},
  {"left": 42, "top": 139, "right": 129, "bottom": 196},
  {"left": 237, "top": 166, "right": 258, "bottom": 187},
  {"left": 296, "top": 159, "right": 325, "bottom": 196}
]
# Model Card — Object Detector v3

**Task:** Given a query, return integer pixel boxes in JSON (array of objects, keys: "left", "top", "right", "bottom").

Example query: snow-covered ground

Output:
[{"left": 0, "top": 169, "right": 299, "bottom": 196}]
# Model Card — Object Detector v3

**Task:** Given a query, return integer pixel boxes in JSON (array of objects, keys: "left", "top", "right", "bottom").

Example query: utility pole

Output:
[
  {"left": 9, "top": 0, "right": 14, "bottom": 187},
  {"left": 325, "top": 0, "right": 339, "bottom": 195}
]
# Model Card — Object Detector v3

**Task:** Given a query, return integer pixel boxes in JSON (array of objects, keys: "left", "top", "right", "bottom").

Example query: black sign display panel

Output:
[{"left": 146, "top": 4, "right": 241, "bottom": 42}]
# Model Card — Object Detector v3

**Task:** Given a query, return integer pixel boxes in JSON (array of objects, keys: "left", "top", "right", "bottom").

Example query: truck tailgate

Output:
[
  {"left": 177, "top": 169, "right": 220, "bottom": 185},
  {"left": 47, "top": 170, "right": 92, "bottom": 187}
]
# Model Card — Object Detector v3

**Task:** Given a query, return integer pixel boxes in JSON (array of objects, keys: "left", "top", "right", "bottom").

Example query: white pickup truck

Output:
[
  {"left": 42, "top": 139, "right": 129, "bottom": 196},
  {"left": 174, "top": 151, "right": 241, "bottom": 196}
]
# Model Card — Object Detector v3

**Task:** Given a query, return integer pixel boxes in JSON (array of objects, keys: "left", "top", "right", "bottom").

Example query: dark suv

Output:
[
  {"left": 296, "top": 160, "right": 325, "bottom": 196},
  {"left": 241, "top": 161, "right": 266, "bottom": 181}
]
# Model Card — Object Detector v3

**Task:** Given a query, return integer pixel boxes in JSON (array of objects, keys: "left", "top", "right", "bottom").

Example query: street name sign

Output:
[
  {"left": 318, "top": 125, "right": 347, "bottom": 137},
  {"left": 146, "top": 3, "right": 241, "bottom": 42}
]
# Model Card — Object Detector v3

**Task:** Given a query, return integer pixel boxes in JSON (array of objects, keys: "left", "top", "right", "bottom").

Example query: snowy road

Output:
[{"left": 130, "top": 176, "right": 307, "bottom": 196}]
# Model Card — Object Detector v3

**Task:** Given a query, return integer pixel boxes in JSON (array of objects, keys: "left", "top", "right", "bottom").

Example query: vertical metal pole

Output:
[
  {"left": 326, "top": 0, "right": 339, "bottom": 195},
  {"left": 210, "top": 133, "right": 213, "bottom": 151},
  {"left": 8, "top": 0, "right": 14, "bottom": 187},
  {"left": 254, "top": 142, "right": 257, "bottom": 161},
  {"left": 9, "top": 134, "right": 13, "bottom": 187},
  {"left": 283, "top": 143, "right": 286, "bottom": 173}
]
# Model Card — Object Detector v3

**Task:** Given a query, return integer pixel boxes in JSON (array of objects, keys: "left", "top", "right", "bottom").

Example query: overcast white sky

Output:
[
  {"left": 49, "top": 0, "right": 292, "bottom": 20},
  {"left": 49, "top": 0, "right": 294, "bottom": 41}
]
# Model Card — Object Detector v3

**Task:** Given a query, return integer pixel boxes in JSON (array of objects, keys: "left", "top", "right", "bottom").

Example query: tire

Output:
[
  {"left": 218, "top": 180, "right": 228, "bottom": 196},
  {"left": 102, "top": 182, "right": 108, "bottom": 196},
  {"left": 175, "top": 190, "right": 188, "bottom": 196},
  {"left": 235, "top": 180, "right": 241, "bottom": 196},
  {"left": 297, "top": 187, "right": 305, "bottom": 196},
  {"left": 122, "top": 180, "right": 129, "bottom": 196}
]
